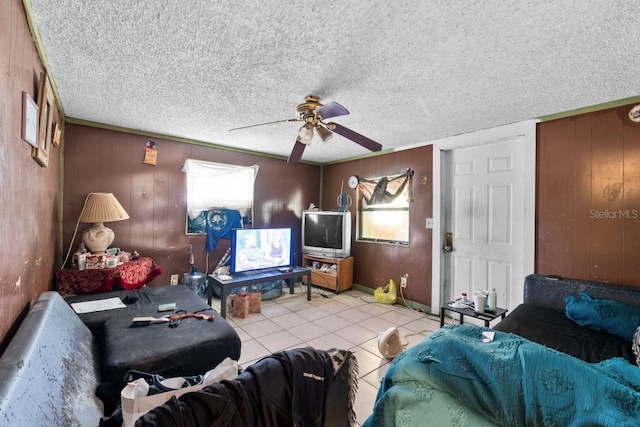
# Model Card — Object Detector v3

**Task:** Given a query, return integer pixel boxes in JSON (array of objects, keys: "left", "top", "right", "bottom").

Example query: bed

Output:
[{"left": 364, "top": 324, "right": 640, "bottom": 426}]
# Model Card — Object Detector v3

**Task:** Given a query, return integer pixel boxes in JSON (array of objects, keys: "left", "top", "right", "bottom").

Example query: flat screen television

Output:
[
  {"left": 229, "top": 227, "right": 295, "bottom": 274},
  {"left": 301, "top": 210, "right": 351, "bottom": 258}
]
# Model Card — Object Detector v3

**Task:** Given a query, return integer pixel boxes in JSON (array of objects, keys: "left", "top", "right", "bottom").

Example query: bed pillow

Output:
[{"left": 565, "top": 291, "right": 640, "bottom": 340}]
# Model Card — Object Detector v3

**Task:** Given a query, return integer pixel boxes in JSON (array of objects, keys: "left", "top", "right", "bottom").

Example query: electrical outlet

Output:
[
  {"left": 170, "top": 274, "right": 179, "bottom": 286},
  {"left": 400, "top": 275, "right": 408, "bottom": 288}
]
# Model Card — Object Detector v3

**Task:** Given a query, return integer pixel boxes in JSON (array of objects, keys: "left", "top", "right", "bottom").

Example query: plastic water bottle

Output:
[
  {"left": 489, "top": 288, "right": 497, "bottom": 310},
  {"left": 183, "top": 265, "right": 206, "bottom": 293}
]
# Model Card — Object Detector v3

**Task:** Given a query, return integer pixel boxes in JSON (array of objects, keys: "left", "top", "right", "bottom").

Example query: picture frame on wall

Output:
[
  {"left": 32, "top": 72, "right": 55, "bottom": 167},
  {"left": 52, "top": 122, "right": 61, "bottom": 147},
  {"left": 21, "top": 92, "right": 39, "bottom": 147}
]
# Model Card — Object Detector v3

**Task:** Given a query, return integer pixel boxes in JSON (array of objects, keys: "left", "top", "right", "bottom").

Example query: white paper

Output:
[
  {"left": 71, "top": 297, "right": 126, "bottom": 314},
  {"left": 481, "top": 331, "right": 495, "bottom": 343}
]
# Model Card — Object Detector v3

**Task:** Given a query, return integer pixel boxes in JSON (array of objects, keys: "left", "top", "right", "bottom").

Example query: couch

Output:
[
  {"left": 64, "top": 285, "right": 241, "bottom": 385},
  {"left": 0, "top": 286, "right": 358, "bottom": 426},
  {"left": 493, "top": 274, "right": 640, "bottom": 363},
  {"left": 0, "top": 291, "right": 104, "bottom": 426},
  {"left": 364, "top": 274, "right": 640, "bottom": 426},
  {"left": 0, "top": 286, "right": 241, "bottom": 426}
]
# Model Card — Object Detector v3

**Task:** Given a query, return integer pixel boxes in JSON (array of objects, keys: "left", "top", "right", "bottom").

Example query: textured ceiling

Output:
[{"left": 26, "top": 1, "right": 640, "bottom": 163}]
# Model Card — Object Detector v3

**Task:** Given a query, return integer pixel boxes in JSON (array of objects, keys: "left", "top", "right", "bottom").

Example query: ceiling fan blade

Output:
[
  {"left": 316, "top": 102, "right": 350, "bottom": 120},
  {"left": 288, "top": 139, "right": 306, "bottom": 164},
  {"left": 327, "top": 123, "right": 383, "bottom": 152},
  {"left": 229, "top": 118, "right": 299, "bottom": 131}
]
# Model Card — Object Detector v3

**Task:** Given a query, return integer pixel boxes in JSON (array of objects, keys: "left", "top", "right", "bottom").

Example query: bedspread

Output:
[{"left": 365, "top": 324, "right": 640, "bottom": 427}]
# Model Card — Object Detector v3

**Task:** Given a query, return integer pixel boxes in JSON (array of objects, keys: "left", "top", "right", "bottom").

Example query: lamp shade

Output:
[
  {"left": 79, "top": 193, "right": 129, "bottom": 223},
  {"left": 298, "top": 123, "right": 314, "bottom": 144},
  {"left": 79, "top": 193, "right": 129, "bottom": 254},
  {"left": 316, "top": 125, "right": 333, "bottom": 142}
]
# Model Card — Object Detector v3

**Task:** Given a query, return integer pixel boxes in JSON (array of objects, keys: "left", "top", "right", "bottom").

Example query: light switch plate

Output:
[
  {"left": 426, "top": 218, "right": 434, "bottom": 229},
  {"left": 170, "top": 274, "right": 179, "bottom": 285}
]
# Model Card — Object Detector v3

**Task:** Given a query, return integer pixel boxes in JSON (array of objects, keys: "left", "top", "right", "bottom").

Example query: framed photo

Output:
[
  {"left": 32, "top": 72, "right": 54, "bottom": 167},
  {"left": 52, "top": 122, "right": 61, "bottom": 147},
  {"left": 21, "top": 92, "right": 39, "bottom": 147}
]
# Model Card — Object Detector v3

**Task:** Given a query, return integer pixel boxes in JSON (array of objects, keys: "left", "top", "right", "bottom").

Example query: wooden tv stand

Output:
[{"left": 302, "top": 254, "right": 354, "bottom": 293}]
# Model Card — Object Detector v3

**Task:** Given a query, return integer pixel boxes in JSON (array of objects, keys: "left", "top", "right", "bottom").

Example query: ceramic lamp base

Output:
[{"left": 81, "top": 222, "right": 115, "bottom": 254}]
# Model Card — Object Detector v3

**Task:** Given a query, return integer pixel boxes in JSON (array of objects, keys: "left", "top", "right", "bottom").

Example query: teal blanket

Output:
[{"left": 365, "top": 324, "right": 640, "bottom": 427}]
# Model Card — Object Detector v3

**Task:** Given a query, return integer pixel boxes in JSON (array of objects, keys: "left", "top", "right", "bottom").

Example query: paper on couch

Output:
[{"left": 70, "top": 297, "right": 126, "bottom": 313}]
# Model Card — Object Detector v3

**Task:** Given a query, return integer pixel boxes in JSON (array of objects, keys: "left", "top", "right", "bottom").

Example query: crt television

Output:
[
  {"left": 229, "top": 227, "right": 295, "bottom": 274},
  {"left": 301, "top": 210, "right": 351, "bottom": 258}
]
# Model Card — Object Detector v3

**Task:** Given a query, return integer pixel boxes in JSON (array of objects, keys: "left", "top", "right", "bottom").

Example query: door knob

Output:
[{"left": 443, "top": 232, "right": 453, "bottom": 252}]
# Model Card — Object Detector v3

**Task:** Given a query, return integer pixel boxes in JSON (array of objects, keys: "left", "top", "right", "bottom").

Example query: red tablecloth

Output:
[{"left": 56, "top": 257, "right": 163, "bottom": 296}]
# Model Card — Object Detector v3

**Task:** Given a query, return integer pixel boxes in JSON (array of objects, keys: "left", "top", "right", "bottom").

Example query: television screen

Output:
[
  {"left": 229, "top": 228, "right": 294, "bottom": 274},
  {"left": 302, "top": 211, "right": 351, "bottom": 258}
]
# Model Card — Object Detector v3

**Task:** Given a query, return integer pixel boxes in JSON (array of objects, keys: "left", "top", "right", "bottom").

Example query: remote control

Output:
[{"left": 158, "top": 303, "right": 176, "bottom": 312}]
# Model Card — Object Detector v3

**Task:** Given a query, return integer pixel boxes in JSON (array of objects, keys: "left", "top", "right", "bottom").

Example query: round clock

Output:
[
  {"left": 630, "top": 105, "right": 640, "bottom": 123},
  {"left": 348, "top": 175, "right": 359, "bottom": 189}
]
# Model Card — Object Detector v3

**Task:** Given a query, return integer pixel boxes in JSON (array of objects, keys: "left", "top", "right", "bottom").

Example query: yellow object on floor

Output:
[{"left": 374, "top": 279, "right": 397, "bottom": 304}]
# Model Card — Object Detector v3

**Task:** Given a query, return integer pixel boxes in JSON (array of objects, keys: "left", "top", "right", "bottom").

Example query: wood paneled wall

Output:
[
  {"left": 62, "top": 124, "right": 321, "bottom": 285},
  {"left": 4, "top": 0, "right": 640, "bottom": 351},
  {"left": 322, "top": 146, "right": 433, "bottom": 307},
  {"left": 0, "top": 0, "right": 62, "bottom": 351},
  {"left": 537, "top": 104, "right": 640, "bottom": 286}
]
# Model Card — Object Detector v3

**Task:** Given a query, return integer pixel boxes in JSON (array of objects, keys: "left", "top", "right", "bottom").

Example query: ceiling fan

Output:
[{"left": 229, "top": 95, "right": 383, "bottom": 163}]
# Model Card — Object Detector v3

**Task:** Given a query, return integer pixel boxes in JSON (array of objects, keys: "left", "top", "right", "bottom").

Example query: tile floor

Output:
[{"left": 208, "top": 284, "right": 443, "bottom": 426}]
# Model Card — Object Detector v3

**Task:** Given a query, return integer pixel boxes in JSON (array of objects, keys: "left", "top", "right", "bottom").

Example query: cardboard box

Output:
[
  {"left": 232, "top": 294, "right": 249, "bottom": 318},
  {"left": 85, "top": 254, "right": 108, "bottom": 269},
  {"left": 249, "top": 291, "right": 261, "bottom": 314}
]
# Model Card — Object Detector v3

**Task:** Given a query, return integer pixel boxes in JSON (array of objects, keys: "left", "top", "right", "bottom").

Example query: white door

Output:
[
  {"left": 443, "top": 137, "right": 523, "bottom": 311},
  {"left": 431, "top": 121, "right": 536, "bottom": 313}
]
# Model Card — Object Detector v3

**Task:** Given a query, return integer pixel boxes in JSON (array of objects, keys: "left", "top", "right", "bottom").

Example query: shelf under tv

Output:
[{"left": 302, "top": 254, "right": 354, "bottom": 293}]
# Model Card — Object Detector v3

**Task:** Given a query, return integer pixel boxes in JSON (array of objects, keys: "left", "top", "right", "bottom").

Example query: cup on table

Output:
[{"left": 473, "top": 294, "right": 487, "bottom": 313}]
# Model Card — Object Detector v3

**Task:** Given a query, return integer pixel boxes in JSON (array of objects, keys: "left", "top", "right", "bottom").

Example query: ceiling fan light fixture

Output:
[
  {"left": 298, "top": 122, "right": 314, "bottom": 144},
  {"left": 316, "top": 125, "right": 332, "bottom": 142}
]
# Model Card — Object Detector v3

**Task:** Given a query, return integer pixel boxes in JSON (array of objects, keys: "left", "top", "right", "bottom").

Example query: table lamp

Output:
[{"left": 79, "top": 193, "right": 130, "bottom": 254}]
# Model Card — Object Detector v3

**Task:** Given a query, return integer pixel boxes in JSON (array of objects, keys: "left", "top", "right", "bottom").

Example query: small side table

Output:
[
  {"left": 440, "top": 301, "right": 508, "bottom": 328},
  {"left": 56, "top": 257, "right": 163, "bottom": 296}
]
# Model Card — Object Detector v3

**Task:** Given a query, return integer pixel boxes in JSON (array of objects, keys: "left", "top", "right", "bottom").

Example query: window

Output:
[
  {"left": 356, "top": 171, "right": 413, "bottom": 245},
  {"left": 182, "top": 159, "right": 258, "bottom": 234}
]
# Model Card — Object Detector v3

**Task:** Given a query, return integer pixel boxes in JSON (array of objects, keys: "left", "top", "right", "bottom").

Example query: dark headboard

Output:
[{"left": 523, "top": 274, "right": 640, "bottom": 312}]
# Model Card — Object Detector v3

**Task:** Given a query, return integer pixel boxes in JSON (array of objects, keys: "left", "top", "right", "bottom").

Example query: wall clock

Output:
[
  {"left": 348, "top": 175, "right": 359, "bottom": 189},
  {"left": 629, "top": 105, "right": 640, "bottom": 123}
]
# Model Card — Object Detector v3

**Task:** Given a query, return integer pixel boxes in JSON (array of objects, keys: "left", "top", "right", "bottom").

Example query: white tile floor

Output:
[{"left": 209, "top": 284, "right": 443, "bottom": 426}]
